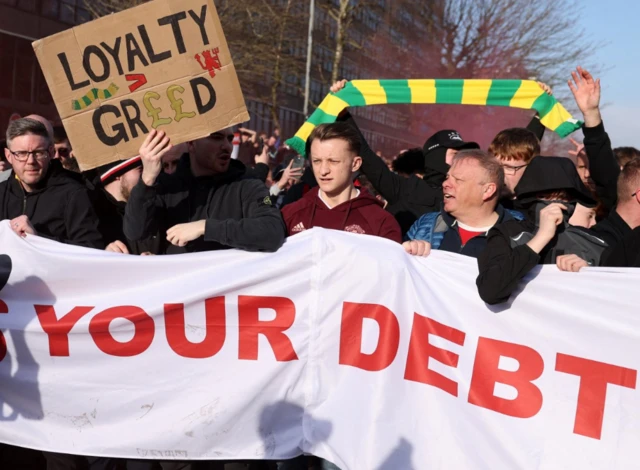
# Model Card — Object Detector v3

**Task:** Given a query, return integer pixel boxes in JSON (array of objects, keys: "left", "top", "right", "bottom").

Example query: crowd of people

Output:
[{"left": 1, "top": 66, "right": 640, "bottom": 469}]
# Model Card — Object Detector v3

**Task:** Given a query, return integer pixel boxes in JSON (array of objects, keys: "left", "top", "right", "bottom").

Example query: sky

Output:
[{"left": 580, "top": 0, "right": 640, "bottom": 147}]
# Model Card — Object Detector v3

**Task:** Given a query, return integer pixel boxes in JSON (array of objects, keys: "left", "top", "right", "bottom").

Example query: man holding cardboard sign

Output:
[
  {"left": 123, "top": 128, "right": 286, "bottom": 254},
  {"left": 33, "top": 0, "right": 249, "bottom": 172}
]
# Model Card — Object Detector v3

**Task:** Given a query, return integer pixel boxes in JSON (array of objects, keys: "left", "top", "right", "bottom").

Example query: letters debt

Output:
[
  {"left": 32, "top": 0, "right": 249, "bottom": 170},
  {"left": 3, "top": 296, "right": 636, "bottom": 442}
]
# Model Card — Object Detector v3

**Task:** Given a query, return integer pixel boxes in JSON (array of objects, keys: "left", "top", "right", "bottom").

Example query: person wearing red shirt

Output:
[{"left": 282, "top": 122, "right": 429, "bottom": 257}]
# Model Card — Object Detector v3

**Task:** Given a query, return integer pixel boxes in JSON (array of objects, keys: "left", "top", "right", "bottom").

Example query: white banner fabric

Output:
[{"left": 0, "top": 221, "right": 639, "bottom": 470}]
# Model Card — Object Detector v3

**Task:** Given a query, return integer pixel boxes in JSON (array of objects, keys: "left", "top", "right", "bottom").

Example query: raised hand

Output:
[
  {"left": 567, "top": 137, "right": 586, "bottom": 158},
  {"left": 536, "top": 81, "right": 553, "bottom": 95},
  {"left": 568, "top": 66, "right": 601, "bottom": 127},
  {"left": 255, "top": 145, "right": 270, "bottom": 166},
  {"left": 526, "top": 203, "right": 567, "bottom": 254},
  {"left": 278, "top": 160, "right": 303, "bottom": 190},
  {"left": 330, "top": 79, "right": 348, "bottom": 94},
  {"left": 140, "top": 129, "right": 172, "bottom": 186}
]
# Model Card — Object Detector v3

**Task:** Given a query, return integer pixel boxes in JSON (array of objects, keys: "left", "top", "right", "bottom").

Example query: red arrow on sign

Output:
[{"left": 125, "top": 74, "right": 148, "bottom": 93}]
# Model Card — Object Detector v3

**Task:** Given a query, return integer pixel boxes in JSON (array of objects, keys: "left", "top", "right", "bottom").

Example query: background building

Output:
[
  {"left": 0, "top": 0, "right": 91, "bottom": 137},
  {"left": 242, "top": 1, "right": 427, "bottom": 157}
]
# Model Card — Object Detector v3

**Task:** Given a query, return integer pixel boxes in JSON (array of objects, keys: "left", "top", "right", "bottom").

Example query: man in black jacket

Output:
[
  {"left": 603, "top": 226, "right": 640, "bottom": 268},
  {"left": 595, "top": 158, "right": 640, "bottom": 263},
  {"left": 124, "top": 128, "right": 285, "bottom": 254},
  {"left": 1, "top": 118, "right": 103, "bottom": 249},
  {"left": 476, "top": 157, "right": 608, "bottom": 305},
  {"left": 568, "top": 67, "right": 620, "bottom": 216}
]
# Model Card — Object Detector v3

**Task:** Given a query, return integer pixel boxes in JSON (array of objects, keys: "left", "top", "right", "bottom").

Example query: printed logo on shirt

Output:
[
  {"left": 345, "top": 224, "right": 365, "bottom": 235},
  {"left": 292, "top": 222, "right": 306, "bottom": 233},
  {"left": 258, "top": 196, "right": 273, "bottom": 207}
]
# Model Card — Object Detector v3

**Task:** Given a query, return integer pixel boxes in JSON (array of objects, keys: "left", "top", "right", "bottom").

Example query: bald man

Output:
[{"left": 25, "top": 114, "right": 54, "bottom": 140}]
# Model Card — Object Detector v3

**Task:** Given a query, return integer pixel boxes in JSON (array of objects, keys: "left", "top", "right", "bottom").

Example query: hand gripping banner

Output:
[{"left": 286, "top": 79, "right": 583, "bottom": 157}]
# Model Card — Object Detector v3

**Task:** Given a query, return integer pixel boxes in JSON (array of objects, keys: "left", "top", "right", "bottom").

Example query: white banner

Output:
[{"left": 0, "top": 221, "right": 639, "bottom": 469}]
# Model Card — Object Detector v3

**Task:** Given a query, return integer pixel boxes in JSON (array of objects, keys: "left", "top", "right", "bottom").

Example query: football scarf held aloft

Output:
[{"left": 286, "top": 79, "right": 583, "bottom": 157}]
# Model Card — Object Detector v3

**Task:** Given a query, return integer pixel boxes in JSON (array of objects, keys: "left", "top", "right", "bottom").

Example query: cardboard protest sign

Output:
[{"left": 32, "top": 0, "right": 249, "bottom": 171}]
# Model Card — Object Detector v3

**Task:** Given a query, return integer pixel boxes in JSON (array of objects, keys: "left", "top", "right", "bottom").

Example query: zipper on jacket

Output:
[{"left": 19, "top": 182, "right": 27, "bottom": 215}]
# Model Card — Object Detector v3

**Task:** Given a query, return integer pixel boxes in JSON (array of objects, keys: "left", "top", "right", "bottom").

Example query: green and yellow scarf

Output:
[{"left": 286, "top": 79, "right": 582, "bottom": 156}]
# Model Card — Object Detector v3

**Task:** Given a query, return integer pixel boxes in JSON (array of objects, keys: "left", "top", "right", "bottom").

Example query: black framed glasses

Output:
[
  {"left": 8, "top": 149, "right": 50, "bottom": 162},
  {"left": 501, "top": 163, "right": 528, "bottom": 176}
]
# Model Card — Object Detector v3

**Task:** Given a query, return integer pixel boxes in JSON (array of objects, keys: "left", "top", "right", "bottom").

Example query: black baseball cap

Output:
[{"left": 423, "top": 130, "right": 479, "bottom": 156}]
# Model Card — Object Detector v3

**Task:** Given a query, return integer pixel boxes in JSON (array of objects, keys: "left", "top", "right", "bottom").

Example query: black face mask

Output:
[{"left": 532, "top": 200, "right": 576, "bottom": 226}]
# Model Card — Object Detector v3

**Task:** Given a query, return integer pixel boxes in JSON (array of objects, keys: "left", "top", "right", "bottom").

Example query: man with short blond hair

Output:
[{"left": 282, "top": 122, "right": 402, "bottom": 243}]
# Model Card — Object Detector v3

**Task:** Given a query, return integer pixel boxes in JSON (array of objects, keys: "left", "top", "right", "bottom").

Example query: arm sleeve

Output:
[
  {"left": 583, "top": 121, "right": 620, "bottom": 212},
  {"left": 203, "top": 179, "right": 286, "bottom": 252},
  {"left": 246, "top": 163, "right": 270, "bottom": 183},
  {"left": 526, "top": 115, "right": 545, "bottom": 141},
  {"left": 338, "top": 111, "right": 412, "bottom": 205},
  {"left": 378, "top": 213, "right": 402, "bottom": 244},
  {"left": 406, "top": 214, "right": 427, "bottom": 241},
  {"left": 601, "top": 227, "right": 640, "bottom": 267},
  {"left": 63, "top": 188, "right": 105, "bottom": 249},
  {"left": 476, "top": 229, "right": 540, "bottom": 305},
  {"left": 123, "top": 180, "right": 164, "bottom": 242}
]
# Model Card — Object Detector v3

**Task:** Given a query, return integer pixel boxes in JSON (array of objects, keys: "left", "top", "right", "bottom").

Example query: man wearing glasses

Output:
[
  {"left": 0, "top": 118, "right": 103, "bottom": 248},
  {"left": 488, "top": 127, "right": 540, "bottom": 202}
]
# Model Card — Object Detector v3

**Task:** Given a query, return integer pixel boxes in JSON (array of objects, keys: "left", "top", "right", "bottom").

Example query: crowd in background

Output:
[{"left": 2, "top": 66, "right": 640, "bottom": 469}]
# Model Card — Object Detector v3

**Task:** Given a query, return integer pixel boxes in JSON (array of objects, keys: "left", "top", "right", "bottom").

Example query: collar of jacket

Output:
[
  {"left": 439, "top": 203, "right": 514, "bottom": 230},
  {"left": 8, "top": 159, "right": 81, "bottom": 196},
  {"left": 606, "top": 209, "right": 633, "bottom": 236}
]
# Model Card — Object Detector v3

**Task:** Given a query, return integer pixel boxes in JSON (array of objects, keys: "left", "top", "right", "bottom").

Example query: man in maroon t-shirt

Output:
[{"left": 282, "top": 123, "right": 429, "bottom": 256}]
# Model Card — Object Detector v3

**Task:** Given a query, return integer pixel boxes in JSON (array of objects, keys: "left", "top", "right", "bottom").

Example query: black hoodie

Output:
[
  {"left": 476, "top": 157, "right": 608, "bottom": 305},
  {"left": 123, "top": 154, "right": 286, "bottom": 254},
  {"left": 0, "top": 159, "right": 103, "bottom": 249},
  {"left": 602, "top": 226, "right": 640, "bottom": 267}
]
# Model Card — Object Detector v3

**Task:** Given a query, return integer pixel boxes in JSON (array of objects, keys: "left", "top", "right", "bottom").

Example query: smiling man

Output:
[
  {"left": 0, "top": 118, "right": 103, "bottom": 248},
  {"left": 124, "top": 128, "right": 285, "bottom": 254},
  {"left": 405, "top": 150, "right": 523, "bottom": 258}
]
